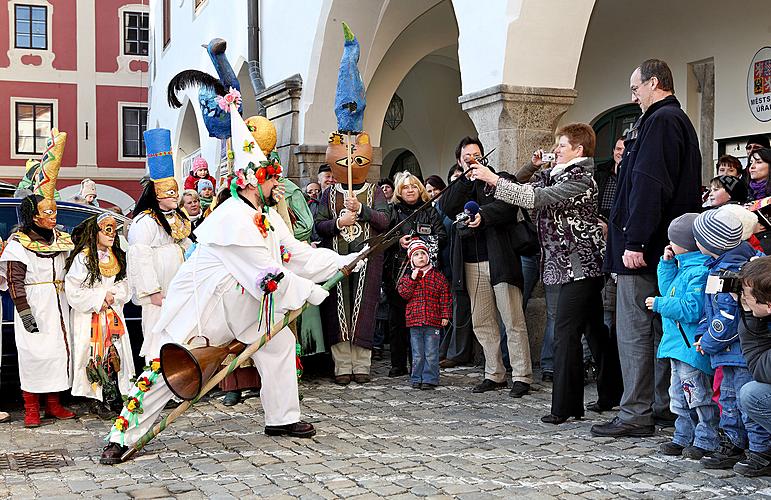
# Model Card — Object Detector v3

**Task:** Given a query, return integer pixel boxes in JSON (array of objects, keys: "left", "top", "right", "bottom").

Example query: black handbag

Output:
[{"left": 511, "top": 207, "right": 539, "bottom": 257}]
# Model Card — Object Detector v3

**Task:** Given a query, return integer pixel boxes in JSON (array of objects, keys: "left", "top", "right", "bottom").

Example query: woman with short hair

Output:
[{"left": 473, "top": 123, "right": 622, "bottom": 424}]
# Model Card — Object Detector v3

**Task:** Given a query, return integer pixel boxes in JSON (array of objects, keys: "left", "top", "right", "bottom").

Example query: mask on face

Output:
[
  {"left": 154, "top": 177, "right": 179, "bottom": 200},
  {"left": 326, "top": 131, "right": 372, "bottom": 185},
  {"left": 33, "top": 198, "right": 57, "bottom": 230}
]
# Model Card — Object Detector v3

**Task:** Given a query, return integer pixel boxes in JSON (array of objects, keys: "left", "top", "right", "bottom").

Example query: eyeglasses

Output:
[{"left": 630, "top": 78, "right": 652, "bottom": 95}]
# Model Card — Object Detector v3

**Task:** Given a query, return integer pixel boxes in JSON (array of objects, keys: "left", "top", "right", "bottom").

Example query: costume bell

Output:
[
  {"left": 127, "top": 128, "right": 192, "bottom": 363},
  {"left": 100, "top": 94, "right": 363, "bottom": 464},
  {"left": 65, "top": 213, "right": 133, "bottom": 416},
  {"left": 0, "top": 129, "right": 76, "bottom": 427}
]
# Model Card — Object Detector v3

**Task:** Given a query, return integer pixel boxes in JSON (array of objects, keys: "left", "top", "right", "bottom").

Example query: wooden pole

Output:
[{"left": 120, "top": 268, "right": 352, "bottom": 462}]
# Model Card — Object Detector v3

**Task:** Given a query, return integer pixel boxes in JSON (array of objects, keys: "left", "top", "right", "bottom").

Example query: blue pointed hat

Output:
[{"left": 144, "top": 128, "right": 175, "bottom": 181}]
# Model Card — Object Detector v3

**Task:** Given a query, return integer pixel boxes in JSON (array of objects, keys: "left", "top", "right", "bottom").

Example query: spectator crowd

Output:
[{"left": 3, "top": 58, "right": 771, "bottom": 479}]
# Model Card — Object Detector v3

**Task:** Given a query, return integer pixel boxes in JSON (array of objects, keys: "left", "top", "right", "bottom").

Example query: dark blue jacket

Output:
[
  {"left": 697, "top": 242, "right": 761, "bottom": 368},
  {"left": 605, "top": 96, "right": 702, "bottom": 274}
]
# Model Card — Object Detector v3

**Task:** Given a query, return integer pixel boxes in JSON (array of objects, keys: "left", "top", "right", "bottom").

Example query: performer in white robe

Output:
[
  {"left": 127, "top": 128, "right": 191, "bottom": 363},
  {"left": 0, "top": 129, "right": 77, "bottom": 427},
  {"left": 100, "top": 103, "right": 363, "bottom": 464},
  {"left": 66, "top": 213, "right": 134, "bottom": 417}
]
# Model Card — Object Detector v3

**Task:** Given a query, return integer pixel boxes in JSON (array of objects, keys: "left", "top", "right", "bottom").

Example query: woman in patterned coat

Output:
[{"left": 471, "top": 123, "right": 622, "bottom": 425}]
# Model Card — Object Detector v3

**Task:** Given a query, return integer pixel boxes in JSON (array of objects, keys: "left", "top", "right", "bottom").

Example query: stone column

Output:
[
  {"left": 257, "top": 74, "right": 303, "bottom": 183},
  {"left": 458, "top": 85, "right": 577, "bottom": 171},
  {"left": 691, "top": 60, "right": 715, "bottom": 185},
  {"left": 458, "top": 84, "right": 577, "bottom": 368}
]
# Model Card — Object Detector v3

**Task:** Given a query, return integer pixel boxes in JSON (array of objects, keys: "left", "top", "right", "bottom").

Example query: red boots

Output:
[
  {"left": 22, "top": 391, "right": 41, "bottom": 428},
  {"left": 44, "top": 393, "right": 76, "bottom": 420}
]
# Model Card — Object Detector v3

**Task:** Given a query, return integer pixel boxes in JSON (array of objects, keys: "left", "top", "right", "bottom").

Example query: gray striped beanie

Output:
[{"left": 692, "top": 209, "right": 742, "bottom": 255}]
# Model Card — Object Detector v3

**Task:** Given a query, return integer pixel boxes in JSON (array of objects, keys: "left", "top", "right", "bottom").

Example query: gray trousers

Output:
[{"left": 615, "top": 274, "right": 671, "bottom": 426}]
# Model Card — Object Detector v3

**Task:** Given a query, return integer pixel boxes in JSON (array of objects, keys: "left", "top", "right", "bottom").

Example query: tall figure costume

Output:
[
  {"left": 0, "top": 129, "right": 76, "bottom": 427},
  {"left": 100, "top": 93, "right": 362, "bottom": 465},
  {"left": 66, "top": 213, "right": 134, "bottom": 416},
  {"left": 315, "top": 23, "right": 390, "bottom": 383},
  {"left": 127, "top": 129, "right": 192, "bottom": 363}
]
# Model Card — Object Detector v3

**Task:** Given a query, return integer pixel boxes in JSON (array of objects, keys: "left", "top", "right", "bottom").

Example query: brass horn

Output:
[{"left": 160, "top": 337, "right": 246, "bottom": 400}]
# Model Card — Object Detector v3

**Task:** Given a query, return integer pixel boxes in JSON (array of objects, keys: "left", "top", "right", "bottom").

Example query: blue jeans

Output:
[
  {"left": 410, "top": 326, "right": 441, "bottom": 385},
  {"left": 669, "top": 359, "right": 719, "bottom": 450},
  {"left": 740, "top": 381, "right": 771, "bottom": 437},
  {"left": 719, "top": 365, "right": 771, "bottom": 452},
  {"left": 541, "top": 284, "right": 560, "bottom": 373},
  {"left": 521, "top": 255, "right": 539, "bottom": 308}
]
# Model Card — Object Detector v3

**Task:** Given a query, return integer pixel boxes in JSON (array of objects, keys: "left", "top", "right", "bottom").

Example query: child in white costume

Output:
[{"left": 66, "top": 213, "right": 134, "bottom": 417}]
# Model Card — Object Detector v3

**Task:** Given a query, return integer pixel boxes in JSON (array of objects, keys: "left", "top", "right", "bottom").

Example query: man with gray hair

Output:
[{"left": 592, "top": 59, "right": 702, "bottom": 438}]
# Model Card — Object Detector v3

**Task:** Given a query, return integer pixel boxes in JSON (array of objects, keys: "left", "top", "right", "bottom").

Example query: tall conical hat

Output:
[{"left": 33, "top": 129, "right": 67, "bottom": 201}]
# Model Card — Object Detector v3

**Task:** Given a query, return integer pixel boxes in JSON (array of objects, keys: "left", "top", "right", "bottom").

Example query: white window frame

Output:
[
  {"left": 10, "top": 96, "right": 58, "bottom": 160},
  {"left": 7, "top": 0, "right": 54, "bottom": 67},
  {"left": 118, "top": 101, "right": 148, "bottom": 162},
  {"left": 122, "top": 10, "right": 149, "bottom": 57}
]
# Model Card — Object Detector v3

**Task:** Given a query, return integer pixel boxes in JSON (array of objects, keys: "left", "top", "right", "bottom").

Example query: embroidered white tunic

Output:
[
  {"left": 65, "top": 251, "right": 134, "bottom": 400},
  {"left": 0, "top": 239, "right": 71, "bottom": 392}
]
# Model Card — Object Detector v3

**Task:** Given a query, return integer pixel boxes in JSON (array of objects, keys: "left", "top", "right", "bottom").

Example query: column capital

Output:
[{"left": 458, "top": 85, "right": 577, "bottom": 170}]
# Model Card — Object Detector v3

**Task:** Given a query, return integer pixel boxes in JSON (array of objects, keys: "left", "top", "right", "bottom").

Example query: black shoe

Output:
[
  {"left": 541, "top": 372, "right": 553, "bottom": 383},
  {"left": 264, "top": 421, "right": 316, "bottom": 438},
  {"left": 541, "top": 414, "right": 579, "bottom": 425},
  {"left": 421, "top": 384, "right": 436, "bottom": 391},
  {"left": 89, "top": 400, "right": 115, "bottom": 420},
  {"left": 590, "top": 417, "right": 655, "bottom": 438},
  {"left": 659, "top": 441, "right": 685, "bottom": 456},
  {"left": 100, "top": 442, "right": 128, "bottom": 465},
  {"left": 585, "top": 401, "right": 613, "bottom": 413},
  {"left": 654, "top": 410, "right": 677, "bottom": 428},
  {"left": 701, "top": 437, "right": 745, "bottom": 469},
  {"left": 352, "top": 374, "right": 370, "bottom": 384},
  {"left": 222, "top": 391, "right": 241, "bottom": 406},
  {"left": 411, "top": 382, "right": 420, "bottom": 389},
  {"left": 734, "top": 450, "right": 771, "bottom": 477},
  {"left": 509, "top": 381, "right": 530, "bottom": 398},
  {"left": 388, "top": 367, "right": 408, "bottom": 378},
  {"left": 472, "top": 379, "right": 507, "bottom": 393},
  {"left": 682, "top": 445, "right": 713, "bottom": 460}
]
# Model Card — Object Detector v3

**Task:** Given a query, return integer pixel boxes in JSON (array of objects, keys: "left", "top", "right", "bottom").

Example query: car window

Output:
[
  {"left": 0, "top": 206, "right": 17, "bottom": 240},
  {"left": 56, "top": 208, "right": 99, "bottom": 234}
]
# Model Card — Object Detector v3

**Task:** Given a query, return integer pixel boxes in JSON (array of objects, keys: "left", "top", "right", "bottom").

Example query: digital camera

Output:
[
  {"left": 541, "top": 153, "right": 556, "bottom": 162},
  {"left": 705, "top": 269, "right": 743, "bottom": 295}
]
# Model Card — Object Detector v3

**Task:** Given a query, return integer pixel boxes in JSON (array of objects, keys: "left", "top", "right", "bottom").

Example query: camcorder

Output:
[{"left": 705, "top": 269, "right": 743, "bottom": 295}]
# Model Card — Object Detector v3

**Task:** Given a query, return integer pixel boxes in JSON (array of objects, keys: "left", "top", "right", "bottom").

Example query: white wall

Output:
[
  {"left": 563, "top": 0, "right": 771, "bottom": 156},
  {"left": 380, "top": 51, "right": 476, "bottom": 180}
]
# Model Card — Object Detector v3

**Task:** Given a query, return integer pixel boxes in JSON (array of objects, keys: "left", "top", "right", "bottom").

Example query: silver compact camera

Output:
[{"left": 541, "top": 153, "right": 556, "bottom": 162}]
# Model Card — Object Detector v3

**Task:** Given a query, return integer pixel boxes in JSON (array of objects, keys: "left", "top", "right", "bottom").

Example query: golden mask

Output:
[
  {"left": 97, "top": 214, "right": 117, "bottom": 236},
  {"left": 325, "top": 131, "right": 372, "bottom": 185},
  {"left": 154, "top": 177, "right": 179, "bottom": 200},
  {"left": 33, "top": 198, "right": 57, "bottom": 230}
]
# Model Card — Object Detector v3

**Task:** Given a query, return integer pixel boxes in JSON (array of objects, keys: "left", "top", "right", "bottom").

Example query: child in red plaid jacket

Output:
[{"left": 397, "top": 239, "right": 452, "bottom": 389}]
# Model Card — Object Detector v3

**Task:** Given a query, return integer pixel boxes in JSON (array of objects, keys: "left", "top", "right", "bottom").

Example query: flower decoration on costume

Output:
[
  {"left": 243, "top": 140, "right": 255, "bottom": 153},
  {"left": 296, "top": 342, "right": 304, "bottom": 379},
  {"left": 114, "top": 416, "right": 129, "bottom": 432},
  {"left": 253, "top": 211, "right": 273, "bottom": 238},
  {"left": 136, "top": 376, "right": 152, "bottom": 392},
  {"left": 280, "top": 245, "right": 291, "bottom": 263},
  {"left": 256, "top": 267, "right": 284, "bottom": 339},
  {"left": 150, "top": 358, "right": 161, "bottom": 373},
  {"left": 216, "top": 87, "right": 242, "bottom": 112},
  {"left": 126, "top": 397, "right": 143, "bottom": 414}
]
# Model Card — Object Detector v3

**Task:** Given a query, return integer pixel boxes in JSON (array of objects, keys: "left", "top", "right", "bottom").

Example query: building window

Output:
[
  {"left": 15, "top": 102, "right": 53, "bottom": 155},
  {"left": 122, "top": 107, "right": 147, "bottom": 157},
  {"left": 14, "top": 4, "right": 47, "bottom": 50},
  {"left": 124, "top": 12, "right": 149, "bottom": 56},
  {"left": 163, "top": 0, "right": 171, "bottom": 48}
]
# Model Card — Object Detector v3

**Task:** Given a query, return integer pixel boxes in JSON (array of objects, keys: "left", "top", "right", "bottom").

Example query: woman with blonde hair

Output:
[{"left": 384, "top": 172, "right": 447, "bottom": 377}]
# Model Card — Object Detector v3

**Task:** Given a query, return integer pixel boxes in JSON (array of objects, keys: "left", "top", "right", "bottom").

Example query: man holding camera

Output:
[
  {"left": 592, "top": 59, "right": 703, "bottom": 438},
  {"left": 441, "top": 136, "right": 532, "bottom": 397},
  {"left": 736, "top": 257, "right": 771, "bottom": 477}
]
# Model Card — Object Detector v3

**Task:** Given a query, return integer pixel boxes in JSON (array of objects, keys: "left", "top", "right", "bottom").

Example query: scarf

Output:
[{"left": 749, "top": 178, "right": 768, "bottom": 200}]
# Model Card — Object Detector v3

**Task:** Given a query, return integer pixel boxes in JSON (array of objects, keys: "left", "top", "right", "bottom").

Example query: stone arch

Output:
[{"left": 301, "top": 0, "right": 460, "bottom": 147}]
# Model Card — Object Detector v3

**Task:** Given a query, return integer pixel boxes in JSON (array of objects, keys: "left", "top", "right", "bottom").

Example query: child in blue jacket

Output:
[
  {"left": 646, "top": 214, "right": 719, "bottom": 459},
  {"left": 692, "top": 208, "right": 770, "bottom": 471}
]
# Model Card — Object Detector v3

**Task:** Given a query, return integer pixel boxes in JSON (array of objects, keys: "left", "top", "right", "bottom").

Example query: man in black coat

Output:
[
  {"left": 591, "top": 59, "right": 702, "bottom": 438},
  {"left": 442, "top": 137, "right": 532, "bottom": 398}
]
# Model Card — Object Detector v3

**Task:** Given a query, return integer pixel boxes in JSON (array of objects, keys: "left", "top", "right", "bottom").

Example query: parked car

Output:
[{"left": 0, "top": 198, "right": 143, "bottom": 400}]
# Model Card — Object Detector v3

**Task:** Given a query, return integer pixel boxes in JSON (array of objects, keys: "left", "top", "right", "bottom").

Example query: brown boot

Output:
[
  {"left": 44, "top": 393, "right": 76, "bottom": 420},
  {"left": 22, "top": 391, "right": 41, "bottom": 428}
]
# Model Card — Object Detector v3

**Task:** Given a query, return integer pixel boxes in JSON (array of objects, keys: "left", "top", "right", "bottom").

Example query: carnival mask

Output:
[
  {"left": 97, "top": 214, "right": 117, "bottom": 237},
  {"left": 325, "top": 131, "right": 372, "bottom": 185},
  {"left": 154, "top": 177, "right": 179, "bottom": 200},
  {"left": 33, "top": 198, "right": 57, "bottom": 230}
]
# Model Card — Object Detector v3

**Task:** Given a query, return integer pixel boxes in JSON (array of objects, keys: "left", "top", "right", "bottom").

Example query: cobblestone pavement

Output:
[{"left": 1, "top": 359, "right": 771, "bottom": 499}]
